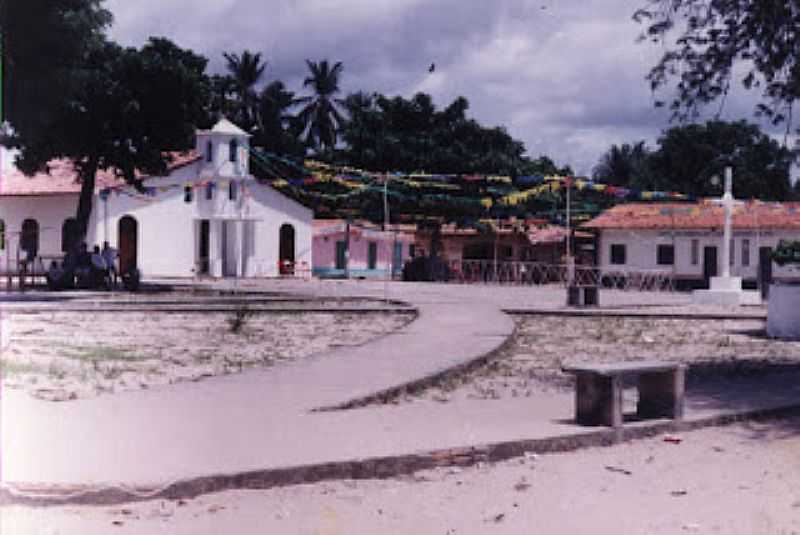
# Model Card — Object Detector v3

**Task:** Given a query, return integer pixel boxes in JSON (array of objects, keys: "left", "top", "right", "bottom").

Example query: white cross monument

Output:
[{"left": 693, "top": 167, "right": 761, "bottom": 305}]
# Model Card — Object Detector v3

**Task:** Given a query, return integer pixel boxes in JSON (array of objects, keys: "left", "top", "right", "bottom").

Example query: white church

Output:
[{"left": 0, "top": 119, "right": 313, "bottom": 279}]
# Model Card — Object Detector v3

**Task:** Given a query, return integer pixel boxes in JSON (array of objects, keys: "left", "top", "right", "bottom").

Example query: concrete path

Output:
[
  {"left": 2, "top": 281, "right": 516, "bottom": 487},
  {"left": 0, "top": 281, "right": 787, "bottom": 503}
]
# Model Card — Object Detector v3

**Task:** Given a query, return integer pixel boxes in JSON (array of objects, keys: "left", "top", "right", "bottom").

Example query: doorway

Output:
[
  {"left": 758, "top": 246, "right": 773, "bottom": 299},
  {"left": 279, "top": 223, "right": 295, "bottom": 275},
  {"left": 118, "top": 216, "right": 138, "bottom": 274},
  {"left": 198, "top": 219, "right": 210, "bottom": 275},
  {"left": 703, "top": 246, "right": 717, "bottom": 289}
]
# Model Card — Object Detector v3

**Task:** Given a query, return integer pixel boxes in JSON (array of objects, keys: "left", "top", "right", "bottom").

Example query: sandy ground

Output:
[
  {"left": 0, "top": 310, "right": 412, "bottom": 401},
  {"left": 5, "top": 417, "right": 800, "bottom": 535},
  {"left": 403, "top": 315, "right": 800, "bottom": 404}
]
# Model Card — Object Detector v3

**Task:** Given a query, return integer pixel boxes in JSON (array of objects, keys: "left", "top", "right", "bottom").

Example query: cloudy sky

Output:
[{"left": 105, "top": 0, "right": 779, "bottom": 176}]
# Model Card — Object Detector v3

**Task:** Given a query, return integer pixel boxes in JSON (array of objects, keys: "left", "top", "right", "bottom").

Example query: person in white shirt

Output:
[{"left": 102, "top": 241, "right": 118, "bottom": 286}]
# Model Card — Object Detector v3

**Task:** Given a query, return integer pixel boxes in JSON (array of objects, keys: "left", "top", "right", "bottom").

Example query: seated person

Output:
[
  {"left": 46, "top": 260, "right": 65, "bottom": 290},
  {"left": 101, "top": 241, "right": 118, "bottom": 286},
  {"left": 90, "top": 245, "right": 109, "bottom": 289},
  {"left": 75, "top": 242, "right": 93, "bottom": 289}
]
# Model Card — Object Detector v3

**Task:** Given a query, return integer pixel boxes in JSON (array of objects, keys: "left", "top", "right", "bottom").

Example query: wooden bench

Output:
[
  {"left": 566, "top": 285, "right": 599, "bottom": 306},
  {"left": 562, "top": 361, "right": 686, "bottom": 427}
]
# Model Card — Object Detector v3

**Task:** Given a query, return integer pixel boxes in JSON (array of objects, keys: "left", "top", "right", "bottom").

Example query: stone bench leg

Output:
[
  {"left": 574, "top": 373, "right": 623, "bottom": 427},
  {"left": 637, "top": 369, "right": 685, "bottom": 420}
]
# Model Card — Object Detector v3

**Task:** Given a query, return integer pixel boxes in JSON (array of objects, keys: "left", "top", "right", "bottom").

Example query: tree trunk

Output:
[{"left": 75, "top": 159, "right": 98, "bottom": 242}]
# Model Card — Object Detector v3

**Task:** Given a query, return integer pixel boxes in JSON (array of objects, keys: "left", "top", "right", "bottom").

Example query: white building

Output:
[
  {"left": 0, "top": 118, "right": 312, "bottom": 278},
  {"left": 584, "top": 201, "right": 800, "bottom": 289}
]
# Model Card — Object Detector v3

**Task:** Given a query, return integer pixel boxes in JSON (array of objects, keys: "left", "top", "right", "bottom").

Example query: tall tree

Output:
[
  {"left": 252, "top": 80, "right": 305, "bottom": 157},
  {"left": 297, "top": 59, "right": 345, "bottom": 152},
  {"left": 10, "top": 37, "right": 210, "bottom": 238},
  {"left": 222, "top": 50, "right": 267, "bottom": 132},
  {"left": 647, "top": 120, "right": 793, "bottom": 200},
  {"left": 635, "top": 1, "right": 800, "bottom": 135},
  {"left": 1, "top": 0, "right": 112, "bottom": 138},
  {"left": 338, "top": 92, "right": 542, "bottom": 176},
  {"left": 592, "top": 141, "right": 652, "bottom": 188}
]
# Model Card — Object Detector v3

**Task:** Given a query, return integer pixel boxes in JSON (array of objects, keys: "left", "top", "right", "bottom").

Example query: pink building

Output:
[{"left": 312, "top": 220, "right": 416, "bottom": 279}]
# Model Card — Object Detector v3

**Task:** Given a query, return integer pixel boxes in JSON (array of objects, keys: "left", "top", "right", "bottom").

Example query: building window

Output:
[
  {"left": 0, "top": 219, "right": 5, "bottom": 251},
  {"left": 657, "top": 244, "right": 675, "bottom": 265},
  {"left": 368, "top": 242, "right": 378, "bottom": 269},
  {"left": 610, "top": 244, "right": 626, "bottom": 265},
  {"left": 409, "top": 244, "right": 416, "bottom": 258},
  {"left": 742, "top": 239, "right": 750, "bottom": 267},
  {"left": 206, "top": 141, "right": 213, "bottom": 162},
  {"left": 184, "top": 185, "right": 193, "bottom": 203},
  {"left": 229, "top": 139, "right": 238, "bottom": 163},
  {"left": 229, "top": 180, "right": 238, "bottom": 201},
  {"left": 206, "top": 182, "right": 214, "bottom": 200},
  {"left": 729, "top": 238, "right": 735, "bottom": 266},
  {"left": 690, "top": 239, "right": 699, "bottom": 266}
]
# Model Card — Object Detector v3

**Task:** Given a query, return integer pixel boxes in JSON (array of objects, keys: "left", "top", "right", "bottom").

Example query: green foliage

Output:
[
  {"left": 771, "top": 241, "right": 800, "bottom": 267},
  {"left": 252, "top": 81, "right": 307, "bottom": 157},
  {"left": 337, "top": 91, "right": 545, "bottom": 176},
  {"left": 635, "top": 1, "right": 800, "bottom": 131},
  {"left": 593, "top": 121, "right": 793, "bottom": 200},
  {"left": 7, "top": 36, "right": 211, "bottom": 236},
  {"left": 221, "top": 50, "right": 267, "bottom": 132},
  {"left": 648, "top": 120, "right": 793, "bottom": 200},
  {"left": 592, "top": 141, "right": 653, "bottom": 188},
  {"left": 0, "top": 0, "right": 113, "bottom": 138},
  {"left": 297, "top": 59, "right": 346, "bottom": 152}
]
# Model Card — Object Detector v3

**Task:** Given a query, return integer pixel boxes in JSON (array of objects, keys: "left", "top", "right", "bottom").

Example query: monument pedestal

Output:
[{"left": 692, "top": 276, "right": 761, "bottom": 306}]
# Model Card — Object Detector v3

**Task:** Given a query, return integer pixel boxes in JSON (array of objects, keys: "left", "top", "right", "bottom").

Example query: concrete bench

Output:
[
  {"left": 562, "top": 361, "right": 686, "bottom": 427},
  {"left": 566, "top": 285, "right": 598, "bottom": 306}
]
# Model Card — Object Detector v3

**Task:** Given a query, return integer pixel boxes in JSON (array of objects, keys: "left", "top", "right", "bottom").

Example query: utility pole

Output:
[
  {"left": 383, "top": 175, "right": 389, "bottom": 232},
  {"left": 565, "top": 177, "right": 574, "bottom": 284},
  {"left": 344, "top": 218, "right": 351, "bottom": 280}
]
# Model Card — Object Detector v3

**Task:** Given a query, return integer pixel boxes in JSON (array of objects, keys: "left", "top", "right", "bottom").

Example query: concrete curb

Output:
[
  {"left": 504, "top": 308, "right": 767, "bottom": 321},
  {"left": 4, "top": 402, "right": 799, "bottom": 508},
  {"left": 1, "top": 306, "right": 415, "bottom": 315}
]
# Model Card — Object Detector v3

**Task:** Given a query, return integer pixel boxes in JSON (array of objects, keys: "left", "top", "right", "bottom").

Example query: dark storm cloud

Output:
[{"left": 105, "top": 1, "right": 771, "bottom": 175}]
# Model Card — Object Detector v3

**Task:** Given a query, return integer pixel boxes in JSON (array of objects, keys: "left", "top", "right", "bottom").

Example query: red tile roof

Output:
[
  {"left": 583, "top": 201, "right": 800, "bottom": 230},
  {"left": 0, "top": 151, "right": 201, "bottom": 196}
]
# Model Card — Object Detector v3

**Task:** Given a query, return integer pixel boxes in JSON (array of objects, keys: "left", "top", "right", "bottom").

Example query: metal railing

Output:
[{"left": 444, "top": 260, "right": 674, "bottom": 292}]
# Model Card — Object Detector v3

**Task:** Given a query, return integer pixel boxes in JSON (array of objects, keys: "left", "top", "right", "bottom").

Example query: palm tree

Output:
[
  {"left": 297, "top": 59, "right": 345, "bottom": 153},
  {"left": 222, "top": 50, "right": 267, "bottom": 130}
]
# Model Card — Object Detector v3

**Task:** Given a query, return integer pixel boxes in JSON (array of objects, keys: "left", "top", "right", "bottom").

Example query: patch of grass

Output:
[
  {"left": 0, "top": 360, "right": 42, "bottom": 378},
  {"left": 226, "top": 304, "right": 254, "bottom": 334},
  {"left": 61, "top": 345, "right": 146, "bottom": 363}
]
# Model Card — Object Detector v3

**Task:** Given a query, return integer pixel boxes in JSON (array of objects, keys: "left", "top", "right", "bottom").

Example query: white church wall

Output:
[
  {"left": 0, "top": 194, "right": 78, "bottom": 271},
  {"left": 247, "top": 184, "right": 313, "bottom": 277},
  {"left": 96, "top": 163, "right": 202, "bottom": 277}
]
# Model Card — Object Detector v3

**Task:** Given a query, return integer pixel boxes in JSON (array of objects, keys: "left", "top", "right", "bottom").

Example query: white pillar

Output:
[
  {"left": 721, "top": 166, "right": 733, "bottom": 279},
  {"left": 236, "top": 220, "right": 244, "bottom": 278},
  {"left": 210, "top": 220, "right": 222, "bottom": 277}
]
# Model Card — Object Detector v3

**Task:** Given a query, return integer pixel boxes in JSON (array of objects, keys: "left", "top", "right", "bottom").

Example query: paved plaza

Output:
[{"left": 1, "top": 280, "right": 798, "bottom": 510}]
